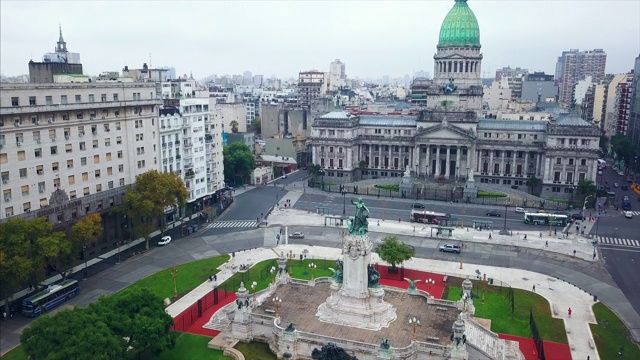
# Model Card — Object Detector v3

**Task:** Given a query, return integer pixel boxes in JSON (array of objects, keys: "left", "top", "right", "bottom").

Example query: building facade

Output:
[
  {"left": 1, "top": 83, "right": 161, "bottom": 221},
  {"left": 556, "top": 49, "right": 607, "bottom": 105},
  {"left": 613, "top": 71, "right": 634, "bottom": 136},
  {"left": 628, "top": 55, "right": 640, "bottom": 150},
  {"left": 310, "top": 0, "right": 601, "bottom": 201},
  {"left": 297, "top": 71, "right": 325, "bottom": 108},
  {"left": 521, "top": 72, "right": 557, "bottom": 103},
  {"left": 28, "top": 27, "right": 83, "bottom": 84}
]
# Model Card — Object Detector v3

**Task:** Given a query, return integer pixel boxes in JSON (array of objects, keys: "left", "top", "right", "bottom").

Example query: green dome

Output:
[{"left": 438, "top": 0, "right": 481, "bottom": 47}]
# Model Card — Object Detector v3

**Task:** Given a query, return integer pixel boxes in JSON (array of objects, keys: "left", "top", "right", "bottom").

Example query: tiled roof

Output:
[
  {"left": 477, "top": 119, "right": 547, "bottom": 131},
  {"left": 318, "top": 111, "right": 352, "bottom": 120},
  {"left": 554, "top": 114, "right": 593, "bottom": 127},
  {"left": 360, "top": 116, "right": 417, "bottom": 127}
]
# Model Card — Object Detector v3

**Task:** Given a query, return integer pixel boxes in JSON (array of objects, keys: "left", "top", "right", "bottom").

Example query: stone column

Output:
[
  {"left": 469, "top": 145, "right": 476, "bottom": 180},
  {"left": 425, "top": 145, "right": 430, "bottom": 177},
  {"left": 436, "top": 146, "right": 441, "bottom": 175},
  {"left": 414, "top": 145, "right": 420, "bottom": 176},
  {"left": 523, "top": 152, "right": 529, "bottom": 177},
  {"left": 388, "top": 145, "right": 392, "bottom": 170},
  {"left": 500, "top": 150, "right": 505, "bottom": 176},
  {"left": 544, "top": 156, "right": 551, "bottom": 182},
  {"left": 445, "top": 146, "right": 451, "bottom": 179},
  {"left": 456, "top": 146, "right": 461, "bottom": 180},
  {"left": 489, "top": 150, "right": 494, "bottom": 175},
  {"left": 369, "top": 146, "right": 373, "bottom": 168}
]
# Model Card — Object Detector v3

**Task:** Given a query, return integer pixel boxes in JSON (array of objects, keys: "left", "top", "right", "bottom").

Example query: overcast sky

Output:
[{"left": 1, "top": 0, "right": 639, "bottom": 80}]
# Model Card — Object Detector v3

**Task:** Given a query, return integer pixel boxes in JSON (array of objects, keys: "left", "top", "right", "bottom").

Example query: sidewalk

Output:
[
  {"left": 165, "top": 243, "right": 600, "bottom": 360},
  {"left": 267, "top": 201, "right": 600, "bottom": 262}
]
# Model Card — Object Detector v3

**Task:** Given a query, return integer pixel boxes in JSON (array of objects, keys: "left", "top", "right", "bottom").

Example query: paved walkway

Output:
[{"left": 166, "top": 242, "right": 600, "bottom": 360}]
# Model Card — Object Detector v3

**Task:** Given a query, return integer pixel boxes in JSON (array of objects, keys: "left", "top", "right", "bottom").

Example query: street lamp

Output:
[
  {"left": 171, "top": 267, "right": 178, "bottom": 299},
  {"left": 116, "top": 241, "right": 121, "bottom": 265},
  {"left": 308, "top": 262, "right": 317, "bottom": 281},
  {"left": 456, "top": 165, "right": 459, "bottom": 183},
  {"left": 466, "top": 166, "right": 470, "bottom": 181},
  {"left": 409, "top": 317, "right": 421, "bottom": 341},
  {"left": 426, "top": 278, "right": 435, "bottom": 294},
  {"left": 82, "top": 244, "right": 88, "bottom": 279},
  {"left": 251, "top": 281, "right": 258, "bottom": 301},
  {"left": 270, "top": 266, "right": 277, "bottom": 284},
  {"left": 499, "top": 200, "right": 510, "bottom": 235},
  {"left": 583, "top": 194, "right": 594, "bottom": 219},
  {"left": 341, "top": 186, "right": 347, "bottom": 217},
  {"left": 272, "top": 296, "right": 282, "bottom": 317}
]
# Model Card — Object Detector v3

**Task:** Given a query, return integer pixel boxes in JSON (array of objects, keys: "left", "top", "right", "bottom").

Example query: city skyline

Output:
[{"left": 1, "top": 0, "right": 639, "bottom": 80}]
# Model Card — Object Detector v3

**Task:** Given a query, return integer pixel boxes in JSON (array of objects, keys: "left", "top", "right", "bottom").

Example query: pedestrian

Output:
[
  {"left": 532, "top": 285, "right": 536, "bottom": 292},
  {"left": 489, "top": 233, "right": 492, "bottom": 240},
  {"left": 554, "top": 229, "right": 557, "bottom": 236},
  {"left": 524, "top": 234, "right": 527, "bottom": 240},
  {"left": 539, "top": 232, "right": 542, "bottom": 238},
  {"left": 214, "top": 274, "right": 217, "bottom": 281},
  {"left": 568, "top": 308, "right": 572, "bottom": 317},
  {"left": 545, "top": 240, "right": 548, "bottom": 247},
  {"left": 2, "top": 312, "right": 6, "bottom": 320}
]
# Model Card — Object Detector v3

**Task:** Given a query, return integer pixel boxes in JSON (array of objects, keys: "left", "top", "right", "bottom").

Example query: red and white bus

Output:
[{"left": 410, "top": 210, "right": 449, "bottom": 224}]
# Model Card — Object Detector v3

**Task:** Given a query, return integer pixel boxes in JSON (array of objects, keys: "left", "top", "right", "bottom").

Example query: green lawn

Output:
[
  {"left": 374, "top": 184, "right": 400, "bottom": 192},
  {"left": 148, "top": 333, "right": 231, "bottom": 360},
  {"left": 234, "top": 341, "right": 277, "bottom": 360},
  {"left": 590, "top": 302, "right": 640, "bottom": 359},
  {"left": 0, "top": 346, "right": 27, "bottom": 360},
  {"left": 116, "top": 255, "right": 230, "bottom": 300},
  {"left": 217, "top": 259, "right": 279, "bottom": 294},
  {"left": 446, "top": 284, "right": 567, "bottom": 343},
  {"left": 287, "top": 258, "right": 337, "bottom": 280},
  {"left": 477, "top": 191, "right": 507, "bottom": 198}
]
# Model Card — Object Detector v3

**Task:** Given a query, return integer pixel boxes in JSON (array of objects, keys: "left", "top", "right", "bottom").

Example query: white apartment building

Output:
[
  {"left": 211, "top": 101, "right": 247, "bottom": 134},
  {"left": 179, "top": 99, "right": 210, "bottom": 203},
  {"left": 0, "top": 83, "right": 161, "bottom": 221},
  {"left": 246, "top": 101, "right": 256, "bottom": 126}
]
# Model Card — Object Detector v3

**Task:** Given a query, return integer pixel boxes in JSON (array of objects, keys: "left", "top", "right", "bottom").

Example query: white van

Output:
[{"left": 515, "top": 207, "right": 526, "bottom": 214}]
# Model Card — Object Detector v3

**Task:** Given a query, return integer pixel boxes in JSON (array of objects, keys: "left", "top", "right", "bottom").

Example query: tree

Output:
[
  {"left": 308, "top": 164, "right": 323, "bottom": 185},
  {"left": 37, "top": 232, "right": 74, "bottom": 281},
  {"left": 230, "top": 120, "right": 239, "bottom": 133},
  {"left": 577, "top": 179, "right": 597, "bottom": 203},
  {"left": 358, "top": 160, "right": 367, "bottom": 181},
  {"left": 68, "top": 213, "right": 103, "bottom": 278},
  {"left": 92, "top": 288, "right": 177, "bottom": 355},
  {"left": 374, "top": 236, "right": 415, "bottom": 272},
  {"left": 526, "top": 176, "right": 540, "bottom": 195},
  {"left": 611, "top": 134, "right": 638, "bottom": 164},
  {"left": 223, "top": 142, "right": 255, "bottom": 185},
  {"left": 122, "top": 171, "right": 188, "bottom": 249},
  {"left": 21, "top": 308, "right": 123, "bottom": 360},
  {"left": 252, "top": 117, "right": 262, "bottom": 135}
]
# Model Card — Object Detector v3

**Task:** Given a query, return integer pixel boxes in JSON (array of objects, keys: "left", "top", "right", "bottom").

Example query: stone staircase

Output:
[
  {"left": 203, "top": 305, "right": 234, "bottom": 331},
  {"left": 465, "top": 318, "right": 524, "bottom": 360}
]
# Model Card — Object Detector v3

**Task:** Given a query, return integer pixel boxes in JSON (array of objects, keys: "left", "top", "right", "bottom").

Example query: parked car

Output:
[
  {"left": 598, "top": 170, "right": 603, "bottom": 175},
  {"left": 511, "top": 185, "right": 519, "bottom": 189},
  {"left": 514, "top": 207, "right": 526, "bottom": 214},
  {"left": 439, "top": 244, "right": 461, "bottom": 254},
  {"left": 289, "top": 232, "right": 305, "bottom": 239},
  {"left": 618, "top": 171, "right": 625, "bottom": 176},
  {"left": 486, "top": 210, "right": 501, "bottom": 217},
  {"left": 412, "top": 203, "right": 425, "bottom": 209},
  {"left": 621, "top": 184, "right": 629, "bottom": 190},
  {"left": 571, "top": 213, "right": 585, "bottom": 220},
  {"left": 625, "top": 211, "right": 633, "bottom": 218},
  {"left": 614, "top": 183, "right": 619, "bottom": 188},
  {"left": 158, "top": 236, "right": 172, "bottom": 246}
]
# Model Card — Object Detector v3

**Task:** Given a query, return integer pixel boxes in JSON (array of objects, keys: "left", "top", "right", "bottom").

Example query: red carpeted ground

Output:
[
  {"left": 181, "top": 292, "right": 237, "bottom": 337},
  {"left": 499, "top": 334, "right": 572, "bottom": 360}
]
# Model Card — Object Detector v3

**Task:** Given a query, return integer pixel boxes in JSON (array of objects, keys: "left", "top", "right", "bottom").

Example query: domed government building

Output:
[{"left": 310, "top": 0, "right": 601, "bottom": 202}]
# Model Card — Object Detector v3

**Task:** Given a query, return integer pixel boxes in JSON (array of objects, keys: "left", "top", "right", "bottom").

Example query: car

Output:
[
  {"left": 625, "top": 211, "right": 633, "bottom": 218},
  {"left": 412, "top": 203, "right": 425, "bottom": 209},
  {"left": 289, "top": 232, "right": 305, "bottom": 239},
  {"left": 571, "top": 213, "right": 585, "bottom": 220},
  {"left": 486, "top": 210, "right": 501, "bottom": 217},
  {"left": 158, "top": 236, "right": 172, "bottom": 246},
  {"left": 303, "top": 165, "right": 308, "bottom": 170},
  {"left": 614, "top": 183, "right": 619, "bottom": 188},
  {"left": 439, "top": 244, "right": 461, "bottom": 254},
  {"left": 598, "top": 170, "right": 603, "bottom": 175},
  {"left": 282, "top": 174, "right": 288, "bottom": 179},
  {"left": 618, "top": 171, "right": 625, "bottom": 176},
  {"left": 514, "top": 207, "right": 526, "bottom": 213},
  {"left": 511, "top": 185, "right": 519, "bottom": 189},
  {"left": 622, "top": 184, "right": 629, "bottom": 190}
]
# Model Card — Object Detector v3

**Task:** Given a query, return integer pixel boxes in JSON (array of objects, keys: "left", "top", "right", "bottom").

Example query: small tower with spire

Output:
[{"left": 56, "top": 25, "right": 68, "bottom": 53}]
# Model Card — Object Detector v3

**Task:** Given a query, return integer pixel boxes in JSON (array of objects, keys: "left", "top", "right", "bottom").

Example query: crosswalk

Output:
[
  {"left": 623, "top": 211, "right": 640, "bottom": 216},
  {"left": 206, "top": 220, "right": 257, "bottom": 229},
  {"left": 598, "top": 236, "right": 640, "bottom": 247}
]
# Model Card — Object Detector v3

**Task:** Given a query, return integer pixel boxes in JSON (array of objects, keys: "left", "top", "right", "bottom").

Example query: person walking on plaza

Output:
[
  {"left": 489, "top": 233, "right": 492, "bottom": 240},
  {"left": 532, "top": 285, "right": 536, "bottom": 292},
  {"left": 568, "top": 307, "right": 572, "bottom": 318}
]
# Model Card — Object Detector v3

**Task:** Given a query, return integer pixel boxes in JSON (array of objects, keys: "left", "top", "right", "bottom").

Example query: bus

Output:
[
  {"left": 523, "top": 213, "right": 569, "bottom": 226},
  {"left": 622, "top": 196, "right": 632, "bottom": 210},
  {"left": 22, "top": 279, "right": 80, "bottom": 317},
  {"left": 410, "top": 210, "right": 449, "bottom": 224}
]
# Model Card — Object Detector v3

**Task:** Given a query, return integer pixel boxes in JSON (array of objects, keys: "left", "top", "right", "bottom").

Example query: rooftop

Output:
[
  {"left": 317, "top": 110, "right": 353, "bottom": 120},
  {"left": 438, "top": 0, "right": 481, "bottom": 47},
  {"left": 477, "top": 119, "right": 547, "bottom": 131},
  {"left": 360, "top": 116, "right": 417, "bottom": 127},
  {"left": 554, "top": 114, "right": 594, "bottom": 127}
]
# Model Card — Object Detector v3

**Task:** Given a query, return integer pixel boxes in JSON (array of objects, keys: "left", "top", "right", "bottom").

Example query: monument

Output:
[
  {"left": 399, "top": 166, "right": 414, "bottom": 198},
  {"left": 316, "top": 198, "right": 397, "bottom": 330}
]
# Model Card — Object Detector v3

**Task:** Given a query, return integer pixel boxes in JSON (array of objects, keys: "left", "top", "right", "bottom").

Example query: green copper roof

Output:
[{"left": 438, "top": 0, "right": 481, "bottom": 47}]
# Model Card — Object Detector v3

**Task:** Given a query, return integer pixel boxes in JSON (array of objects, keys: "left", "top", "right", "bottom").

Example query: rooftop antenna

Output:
[{"left": 149, "top": 53, "right": 152, "bottom": 68}]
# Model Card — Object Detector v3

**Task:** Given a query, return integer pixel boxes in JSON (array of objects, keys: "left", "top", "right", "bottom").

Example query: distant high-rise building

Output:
[
  {"left": 521, "top": 72, "right": 558, "bottom": 103},
  {"left": 253, "top": 75, "right": 263, "bottom": 88},
  {"left": 329, "top": 59, "right": 346, "bottom": 91},
  {"left": 628, "top": 55, "right": 640, "bottom": 150},
  {"left": 297, "top": 70, "right": 325, "bottom": 108},
  {"left": 28, "top": 26, "right": 83, "bottom": 83},
  {"left": 613, "top": 71, "right": 634, "bottom": 136},
  {"left": 494, "top": 66, "right": 528, "bottom": 81},
  {"left": 555, "top": 49, "right": 607, "bottom": 105},
  {"left": 413, "top": 70, "right": 430, "bottom": 79}
]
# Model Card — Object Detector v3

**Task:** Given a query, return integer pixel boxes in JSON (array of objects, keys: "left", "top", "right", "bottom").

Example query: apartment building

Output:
[
  {"left": 0, "top": 83, "right": 161, "bottom": 223},
  {"left": 297, "top": 70, "right": 326, "bottom": 108},
  {"left": 556, "top": 49, "right": 607, "bottom": 105}
]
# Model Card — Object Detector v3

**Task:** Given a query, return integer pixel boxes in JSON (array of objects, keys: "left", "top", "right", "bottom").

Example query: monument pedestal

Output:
[
  {"left": 463, "top": 179, "right": 477, "bottom": 201},
  {"left": 316, "top": 234, "right": 396, "bottom": 330}
]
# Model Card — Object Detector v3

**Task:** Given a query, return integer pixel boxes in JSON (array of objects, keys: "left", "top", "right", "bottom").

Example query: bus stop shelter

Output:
[
  {"left": 438, "top": 217, "right": 459, "bottom": 227},
  {"left": 324, "top": 216, "right": 344, "bottom": 227},
  {"left": 316, "top": 205, "right": 331, "bottom": 215},
  {"left": 430, "top": 226, "right": 455, "bottom": 237},
  {"left": 472, "top": 220, "right": 493, "bottom": 230}
]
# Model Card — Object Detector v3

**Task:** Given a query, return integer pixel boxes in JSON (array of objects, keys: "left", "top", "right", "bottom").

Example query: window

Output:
[
  {"left": 108, "top": 181, "right": 114, "bottom": 189},
  {"left": 19, "top": 168, "right": 27, "bottom": 177},
  {"left": 11, "top": 97, "right": 19, "bottom": 106},
  {"left": 118, "top": 164, "right": 124, "bottom": 173},
  {"left": 106, "top": 153, "right": 112, "bottom": 161},
  {"left": 45, "top": 96, "right": 52, "bottom": 105},
  {"left": 81, "top": 157, "right": 87, "bottom": 166},
  {"left": 82, "top": 172, "right": 88, "bottom": 181},
  {"left": 68, "top": 175, "right": 75, "bottom": 184},
  {"left": 35, "top": 148, "right": 42, "bottom": 157},
  {"left": 67, "top": 159, "right": 73, "bottom": 168},
  {"left": 36, "top": 165, "right": 44, "bottom": 175},
  {"left": 101, "top": 94, "right": 107, "bottom": 102},
  {"left": 115, "top": 122, "right": 121, "bottom": 130},
  {"left": 52, "top": 162, "right": 58, "bottom": 171},
  {"left": 88, "top": 94, "right": 95, "bottom": 103},
  {"left": 117, "top": 151, "right": 123, "bottom": 159},
  {"left": 69, "top": 190, "right": 76, "bottom": 199},
  {"left": 50, "top": 146, "right": 57, "bottom": 155},
  {"left": 94, "top": 155, "right": 100, "bottom": 163},
  {"left": 580, "top": 159, "right": 587, "bottom": 166},
  {"left": 92, "top": 140, "right": 98, "bottom": 149},
  {"left": 29, "top": 96, "right": 36, "bottom": 105},
  {"left": 556, "top": 157, "right": 562, "bottom": 165},
  {"left": 76, "top": 112, "right": 83, "bottom": 119},
  {"left": 21, "top": 185, "right": 29, "bottom": 195},
  {"left": 96, "top": 184, "right": 102, "bottom": 192},
  {"left": 107, "top": 167, "right": 113, "bottom": 175},
  {"left": 61, "top": 95, "right": 67, "bottom": 104},
  {"left": 116, "top": 136, "right": 122, "bottom": 145},
  {"left": 568, "top": 158, "right": 574, "bottom": 165},
  {"left": 75, "top": 95, "right": 81, "bottom": 103},
  {"left": 79, "top": 142, "right": 86, "bottom": 151},
  {"left": 95, "top": 169, "right": 101, "bottom": 178},
  {"left": 113, "top": 93, "right": 119, "bottom": 101},
  {"left": 65, "top": 144, "right": 72, "bottom": 153},
  {"left": 83, "top": 187, "right": 90, "bottom": 195}
]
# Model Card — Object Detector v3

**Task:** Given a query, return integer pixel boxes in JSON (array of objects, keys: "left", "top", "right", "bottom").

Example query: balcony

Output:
[
  {"left": 183, "top": 142, "right": 193, "bottom": 149},
  {"left": 0, "top": 98, "right": 161, "bottom": 115}
]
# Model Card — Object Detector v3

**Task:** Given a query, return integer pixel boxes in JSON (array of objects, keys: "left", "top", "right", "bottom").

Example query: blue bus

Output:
[
  {"left": 622, "top": 196, "right": 632, "bottom": 210},
  {"left": 22, "top": 279, "right": 80, "bottom": 317}
]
